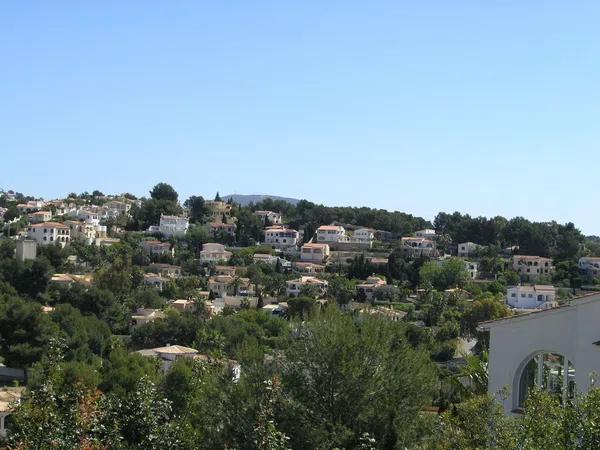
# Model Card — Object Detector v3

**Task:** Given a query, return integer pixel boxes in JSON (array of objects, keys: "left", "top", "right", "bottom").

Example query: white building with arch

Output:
[{"left": 480, "top": 293, "right": 600, "bottom": 414}]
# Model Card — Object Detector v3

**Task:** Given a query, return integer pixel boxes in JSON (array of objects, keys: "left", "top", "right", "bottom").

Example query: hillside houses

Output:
[
  {"left": 316, "top": 224, "right": 374, "bottom": 248},
  {"left": 17, "top": 200, "right": 45, "bottom": 214},
  {"left": 513, "top": 255, "right": 554, "bottom": 282}
]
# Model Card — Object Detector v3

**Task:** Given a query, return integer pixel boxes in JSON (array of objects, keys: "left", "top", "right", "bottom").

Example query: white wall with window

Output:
[{"left": 480, "top": 293, "right": 600, "bottom": 414}]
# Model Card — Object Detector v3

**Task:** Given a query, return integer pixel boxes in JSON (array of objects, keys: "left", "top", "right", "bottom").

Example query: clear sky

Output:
[{"left": 1, "top": 2, "right": 599, "bottom": 234}]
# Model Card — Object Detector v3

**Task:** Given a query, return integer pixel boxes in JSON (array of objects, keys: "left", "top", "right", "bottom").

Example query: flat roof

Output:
[{"left": 478, "top": 291, "right": 600, "bottom": 330}]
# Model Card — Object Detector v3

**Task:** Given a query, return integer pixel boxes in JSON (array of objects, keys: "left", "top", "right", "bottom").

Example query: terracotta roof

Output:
[
  {"left": 318, "top": 225, "right": 343, "bottom": 231},
  {"left": 302, "top": 243, "right": 329, "bottom": 249},
  {"left": 514, "top": 255, "right": 553, "bottom": 261},
  {"left": 287, "top": 276, "right": 328, "bottom": 286},
  {"left": 30, "top": 221, "right": 69, "bottom": 229},
  {"left": 152, "top": 345, "right": 198, "bottom": 355}
]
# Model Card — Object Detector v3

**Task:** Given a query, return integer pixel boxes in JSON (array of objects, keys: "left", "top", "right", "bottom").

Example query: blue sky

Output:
[{"left": 1, "top": 2, "right": 599, "bottom": 234}]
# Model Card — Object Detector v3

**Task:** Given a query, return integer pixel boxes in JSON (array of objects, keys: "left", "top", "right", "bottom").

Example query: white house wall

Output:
[{"left": 487, "top": 295, "right": 600, "bottom": 413}]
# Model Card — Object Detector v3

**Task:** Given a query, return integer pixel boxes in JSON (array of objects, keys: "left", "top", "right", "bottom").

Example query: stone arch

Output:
[{"left": 512, "top": 349, "right": 576, "bottom": 411}]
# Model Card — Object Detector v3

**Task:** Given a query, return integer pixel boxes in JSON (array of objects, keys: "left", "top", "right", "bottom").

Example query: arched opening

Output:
[{"left": 516, "top": 352, "right": 575, "bottom": 410}]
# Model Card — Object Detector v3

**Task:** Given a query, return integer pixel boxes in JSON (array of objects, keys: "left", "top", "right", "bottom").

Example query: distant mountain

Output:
[{"left": 222, "top": 194, "right": 301, "bottom": 206}]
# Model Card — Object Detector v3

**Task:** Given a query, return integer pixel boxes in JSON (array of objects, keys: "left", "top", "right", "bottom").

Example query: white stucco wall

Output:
[{"left": 485, "top": 294, "right": 600, "bottom": 413}]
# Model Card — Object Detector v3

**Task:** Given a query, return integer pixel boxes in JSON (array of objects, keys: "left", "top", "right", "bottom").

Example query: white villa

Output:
[
  {"left": 27, "top": 222, "right": 70, "bottom": 247},
  {"left": 254, "top": 210, "right": 282, "bottom": 225},
  {"left": 141, "top": 240, "right": 174, "bottom": 256},
  {"left": 506, "top": 285, "right": 557, "bottom": 310},
  {"left": 286, "top": 276, "right": 328, "bottom": 297},
  {"left": 27, "top": 210, "right": 52, "bottom": 224},
  {"left": 131, "top": 308, "right": 166, "bottom": 328},
  {"left": 399, "top": 237, "right": 436, "bottom": 257},
  {"left": 458, "top": 242, "right": 484, "bottom": 258},
  {"left": 300, "top": 243, "right": 330, "bottom": 263},
  {"left": 356, "top": 276, "right": 387, "bottom": 300},
  {"left": 199, "top": 243, "right": 232, "bottom": 264},
  {"left": 143, "top": 273, "right": 166, "bottom": 291},
  {"left": 137, "top": 345, "right": 199, "bottom": 372},
  {"left": 264, "top": 226, "right": 300, "bottom": 248},
  {"left": 150, "top": 214, "right": 189, "bottom": 237},
  {"left": 353, "top": 228, "right": 375, "bottom": 244},
  {"left": 480, "top": 292, "right": 600, "bottom": 414},
  {"left": 209, "top": 222, "right": 237, "bottom": 238},
  {"left": 513, "top": 255, "right": 554, "bottom": 282},
  {"left": 316, "top": 225, "right": 346, "bottom": 243},
  {"left": 414, "top": 229, "right": 436, "bottom": 238},
  {"left": 65, "top": 220, "right": 107, "bottom": 245},
  {"left": 253, "top": 253, "right": 279, "bottom": 265},
  {"left": 208, "top": 275, "right": 253, "bottom": 298}
]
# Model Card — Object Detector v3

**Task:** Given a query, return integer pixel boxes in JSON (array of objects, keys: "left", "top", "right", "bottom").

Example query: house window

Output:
[{"left": 517, "top": 353, "right": 575, "bottom": 409}]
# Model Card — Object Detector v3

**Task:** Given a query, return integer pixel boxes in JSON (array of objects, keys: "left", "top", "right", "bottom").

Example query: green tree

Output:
[
  {"left": 100, "top": 346, "right": 159, "bottom": 394},
  {"left": 328, "top": 276, "right": 356, "bottom": 306},
  {"left": 0, "top": 295, "right": 59, "bottom": 367},
  {"left": 420, "top": 258, "right": 469, "bottom": 291},
  {"left": 150, "top": 182, "right": 179, "bottom": 202},
  {"left": 185, "top": 195, "right": 208, "bottom": 223},
  {"left": 462, "top": 294, "right": 510, "bottom": 336},
  {"left": 286, "top": 296, "right": 317, "bottom": 321},
  {"left": 279, "top": 307, "right": 436, "bottom": 449}
]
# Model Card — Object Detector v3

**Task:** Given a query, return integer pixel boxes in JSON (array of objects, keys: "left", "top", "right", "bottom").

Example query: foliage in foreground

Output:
[{"left": 420, "top": 388, "right": 600, "bottom": 450}]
